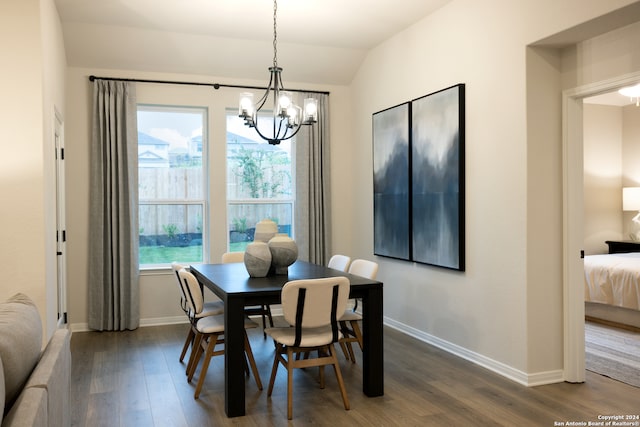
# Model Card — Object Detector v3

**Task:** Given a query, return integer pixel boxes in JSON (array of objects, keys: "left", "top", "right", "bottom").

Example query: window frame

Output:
[{"left": 137, "top": 104, "right": 209, "bottom": 269}]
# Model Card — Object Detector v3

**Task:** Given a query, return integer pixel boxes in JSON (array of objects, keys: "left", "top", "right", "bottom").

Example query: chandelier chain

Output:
[{"left": 273, "top": 0, "right": 278, "bottom": 67}]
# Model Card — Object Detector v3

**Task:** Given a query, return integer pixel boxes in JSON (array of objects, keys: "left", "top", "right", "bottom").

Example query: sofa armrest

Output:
[
  {"left": 24, "top": 329, "right": 71, "bottom": 427},
  {"left": 1, "top": 387, "right": 47, "bottom": 427}
]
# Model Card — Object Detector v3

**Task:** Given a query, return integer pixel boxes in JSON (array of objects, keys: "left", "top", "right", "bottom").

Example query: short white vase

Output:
[
  {"left": 244, "top": 241, "right": 272, "bottom": 277},
  {"left": 268, "top": 234, "right": 298, "bottom": 275}
]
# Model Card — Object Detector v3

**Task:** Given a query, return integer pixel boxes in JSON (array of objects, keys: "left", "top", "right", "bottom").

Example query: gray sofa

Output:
[{"left": 0, "top": 294, "right": 70, "bottom": 427}]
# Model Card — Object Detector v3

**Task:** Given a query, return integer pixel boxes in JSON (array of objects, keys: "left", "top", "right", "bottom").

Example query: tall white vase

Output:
[
  {"left": 254, "top": 219, "right": 278, "bottom": 243},
  {"left": 268, "top": 234, "right": 298, "bottom": 275},
  {"left": 244, "top": 241, "right": 272, "bottom": 277}
]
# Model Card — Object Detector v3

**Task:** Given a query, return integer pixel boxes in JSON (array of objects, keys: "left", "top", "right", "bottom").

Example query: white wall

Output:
[
  {"left": 0, "top": 0, "right": 66, "bottom": 340},
  {"left": 622, "top": 105, "right": 640, "bottom": 238},
  {"left": 583, "top": 104, "right": 623, "bottom": 254},
  {"left": 350, "top": 0, "right": 640, "bottom": 383},
  {"left": 581, "top": 103, "right": 640, "bottom": 250},
  {"left": 64, "top": 68, "right": 352, "bottom": 328}
]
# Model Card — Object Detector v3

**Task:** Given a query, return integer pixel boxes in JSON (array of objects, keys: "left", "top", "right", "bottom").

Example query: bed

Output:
[{"left": 584, "top": 252, "right": 640, "bottom": 329}]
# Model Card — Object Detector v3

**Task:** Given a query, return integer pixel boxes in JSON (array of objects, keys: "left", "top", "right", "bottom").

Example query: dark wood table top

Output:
[{"left": 190, "top": 260, "right": 382, "bottom": 301}]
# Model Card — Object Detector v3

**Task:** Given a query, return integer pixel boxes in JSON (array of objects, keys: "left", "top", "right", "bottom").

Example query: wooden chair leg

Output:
[
  {"left": 194, "top": 334, "right": 219, "bottom": 399},
  {"left": 318, "top": 348, "right": 326, "bottom": 389},
  {"left": 180, "top": 326, "right": 195, "bottom": 363},
  {"left": 267, "top": 343, "right": 283, "bottom": 396},
  {"left": 260, "top": 304, "right": 275, "bottom": 339},
  {"left": 339, "top": 341, "right": 350, "bottom": 361},
  {"left": 350, "top": 320, "right": 364, "bottom": 351},
  {"left": 329, "top": 344, "right": 350, "bottom": 410},
  {"left": 186, "top": 332, "right": 204, "bottom": 380},
  {"left": 244, "top": 332, "right": 263, "bottom": 390},
  {"left": 286, "top": 347, "right": 294, "bottom": 420}
]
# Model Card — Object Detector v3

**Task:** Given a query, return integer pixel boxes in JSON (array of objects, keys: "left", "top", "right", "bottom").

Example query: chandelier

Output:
[
  {"left": 238, "top": 0, "right": 318, "bottom": 145},
  {"left": 619, "top": 83, "right": 640, "bottom": 107}
]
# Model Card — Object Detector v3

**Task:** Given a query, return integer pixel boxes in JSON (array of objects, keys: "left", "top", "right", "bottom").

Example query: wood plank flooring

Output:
[{"left": 70, "top": 323, "right": 640, "bottom": 426}]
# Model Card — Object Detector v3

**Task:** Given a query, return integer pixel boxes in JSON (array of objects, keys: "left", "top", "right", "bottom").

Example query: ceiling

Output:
[
  {"left": 55, "top": 0, "right": 451, "bottom": 85},
  {"left": 585, "top": 90, "right": 638, "bottom": 107}
]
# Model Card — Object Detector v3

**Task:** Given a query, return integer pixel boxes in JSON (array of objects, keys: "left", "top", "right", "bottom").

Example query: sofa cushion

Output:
[
  {"left": 0, "top": 357, "right": 5, "bottom": 421},
  {"left": 1, "top": 387, "right": 47, "bottom": 427},
  {"left": 0, "top": 294, "right": 42, "bottom": 410},
  {"left": 24, "top": 329, "right": 70, "bottom": 427}
]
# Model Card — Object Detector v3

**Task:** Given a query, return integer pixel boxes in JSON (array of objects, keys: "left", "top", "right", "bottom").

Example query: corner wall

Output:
[
  {"left": 0, "top": 0, "right": 65, "bottom": 340},
  {"left": 351, "top": 0, "right": 639, "bottom": 382}
]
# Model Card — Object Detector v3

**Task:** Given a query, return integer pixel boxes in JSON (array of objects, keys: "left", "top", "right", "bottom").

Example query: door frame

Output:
[
  {"left": 54, "top": 108, "right": 67, "bottom": 327},
  {"left": 562, "top": 70, "right": 640, "bottom": 382}
]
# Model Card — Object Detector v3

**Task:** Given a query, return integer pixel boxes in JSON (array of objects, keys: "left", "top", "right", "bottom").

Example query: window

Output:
[
  {"left": 226, "top": 111, "right": 294, "bottom": 251},
  {"left": 138, "top": 106, "right": 207, "bottom": 267}
]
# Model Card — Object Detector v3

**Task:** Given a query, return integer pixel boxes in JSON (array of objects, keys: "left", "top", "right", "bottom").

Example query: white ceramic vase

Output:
[
  {"left": 244, "top": 241, "right": 272, "bottom": 277},
  {"left": 268, "top": 234, "right": 298, "bottom": 275},
  {"left": 254, "top": 219, "right": 278, "bottom": 243}
]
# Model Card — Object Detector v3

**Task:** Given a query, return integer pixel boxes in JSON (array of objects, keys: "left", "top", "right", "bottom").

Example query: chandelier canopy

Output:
[{"left": 238, "top": 0, "right": 318, "bottom": 145}]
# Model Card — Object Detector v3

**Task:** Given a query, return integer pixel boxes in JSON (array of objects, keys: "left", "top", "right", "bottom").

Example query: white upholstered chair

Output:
[
  {"left": 179, "top": 268, "right": 262, "bottom": 399},
  {"left": 338, "top": 259, "right": 379, "bottom": 363},
  {"left": 328, "top": 254, "right": 351, "bottom": 272},
  {"left": 221, "top": 251, "right": 274, "bottom": 338},
  {"left": 171, "top": 262, "right": 225, "bottom": 365},
  {"left": 265, "top": 276, "right": 351, "bottom": 420}
]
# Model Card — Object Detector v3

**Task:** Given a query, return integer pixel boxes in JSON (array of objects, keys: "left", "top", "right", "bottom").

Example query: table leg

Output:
[
  {"left": 361, "top": 286, "right": 384, "bottom": 396},
  {"left": 224, "top": 296, "right": 246, "bottom": 417}
]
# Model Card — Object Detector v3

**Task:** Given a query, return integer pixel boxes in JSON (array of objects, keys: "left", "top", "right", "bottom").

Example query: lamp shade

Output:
[{"left": 623, "top": 187, "right": 640, "bottom": 211}]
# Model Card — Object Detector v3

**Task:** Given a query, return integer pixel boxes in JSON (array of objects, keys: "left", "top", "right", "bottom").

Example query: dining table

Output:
[{"left": 189, "top": 259, "right": 384, "bottom": 418}]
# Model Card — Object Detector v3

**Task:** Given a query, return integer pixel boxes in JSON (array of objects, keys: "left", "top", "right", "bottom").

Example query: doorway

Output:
[
  {"left": 54, "top": 110, "right": 67, "bottom": 327},
  {"left": 563, "top": 71, "right": 640, "bottom": 382}
]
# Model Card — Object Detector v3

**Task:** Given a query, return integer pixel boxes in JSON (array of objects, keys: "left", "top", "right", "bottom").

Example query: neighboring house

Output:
[
  {"left": 138, "top": 132, "right": 170, "bottom": 168},
  {"left": 189, "top": 134, "right": 203, "bottom": 159}
]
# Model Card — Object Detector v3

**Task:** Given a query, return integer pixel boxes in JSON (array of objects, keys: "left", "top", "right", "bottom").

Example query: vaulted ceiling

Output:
[{"left": 55, "top": 0, "right": 450, "bottom": 85}]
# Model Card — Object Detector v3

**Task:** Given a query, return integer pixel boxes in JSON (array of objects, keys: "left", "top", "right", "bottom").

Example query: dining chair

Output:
[
  {"left": 221, "top": 251, "right": 274, "bottom": 338},
  {"left": 178, "top": 267, "right": 263, "bottom": 399},
  {"left": 338, "top": 259, "right": 379, "bottom": 363},
  {"left": 171, "top": 262, "right": 225, "bottom": 366},
  {"left": 327, "top": 254, "right": 351, "bottom": 272},
  {"left": 265, "top": 276, "right": 351, "bottom": 420}
]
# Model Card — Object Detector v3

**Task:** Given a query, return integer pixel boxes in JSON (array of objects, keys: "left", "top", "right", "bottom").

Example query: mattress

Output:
[{"left": 584, "top": 253, "right": 640, "bottom": 311}]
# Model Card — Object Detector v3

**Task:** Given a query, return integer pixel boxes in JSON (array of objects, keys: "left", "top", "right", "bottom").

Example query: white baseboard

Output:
[
  {"left": 70, "top": 315, "right": 187, "bottom": 333},
  {"left": 71, "top": 312, "right": 564, "bottom": 386},
  {"left": 383, "top": 317, "right": 564, "bottom": 387}
]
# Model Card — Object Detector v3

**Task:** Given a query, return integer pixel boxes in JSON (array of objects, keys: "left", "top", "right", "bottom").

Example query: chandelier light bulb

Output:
[
  {"left": 304, "top": 98, "right": 318, "bottom": 122},
  {"left": 279, "top": 91, "right": 292, "bottom": 112},
  {"left": 239, "top": 92, "right": 255, "bottom": 116}
]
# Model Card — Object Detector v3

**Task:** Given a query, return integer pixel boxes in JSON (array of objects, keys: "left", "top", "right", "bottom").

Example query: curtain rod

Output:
[{"left": 88, "top": 75, "right": 330, "bottom": 95}]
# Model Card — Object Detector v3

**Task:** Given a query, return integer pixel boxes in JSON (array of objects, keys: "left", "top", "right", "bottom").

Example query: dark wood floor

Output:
[{"left": 70, "top": 322, "right": 640, "bottom": 426}]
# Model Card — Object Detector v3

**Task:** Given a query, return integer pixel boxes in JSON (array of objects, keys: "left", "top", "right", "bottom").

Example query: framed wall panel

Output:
[
  {"left": 411, "top": 84, "right": 465, "bottom": 270},
  {"left": 372, "top": 103, "right": 411, "bottom": 260}
]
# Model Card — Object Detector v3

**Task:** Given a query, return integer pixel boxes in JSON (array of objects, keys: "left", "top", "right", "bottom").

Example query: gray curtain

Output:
[
  {"left": 295, "top": 92, "right": 331, "bottom": 265},
  {"left": 88, "top": 79, "right": 140, "bottom": 331}
]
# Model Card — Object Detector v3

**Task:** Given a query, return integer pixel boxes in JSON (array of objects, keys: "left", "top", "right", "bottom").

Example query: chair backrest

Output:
[
  {"left": 328, "top": 254, "right": 351, "bottom": 272},
  {"left": 171, "top": 262, "right": 188, "bottom": 312},
  {"left": 178, "top": 268, "right": 205, "bottom": 318},
  {"left": 281, "top": 277, "right": 350, "bottom": 345},
  {"left": 221, "top": 251, "right": 244, "bottom": 263},
  {"left": 348, "top": 259, "right": 379, "bottom": 280}
]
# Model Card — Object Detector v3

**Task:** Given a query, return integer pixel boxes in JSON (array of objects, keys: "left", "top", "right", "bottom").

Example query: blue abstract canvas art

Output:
[
  {"left": 373, "top": 103, "right": 410, "bottom": 260},
  {"left": 411, "top": 84, "right": 465, "bottom": 270}
]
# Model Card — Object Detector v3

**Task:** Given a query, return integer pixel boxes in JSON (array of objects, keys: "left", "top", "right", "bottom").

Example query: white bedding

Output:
[{"left": 584, "top": 253, "right": 640, "bottom": 311}]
